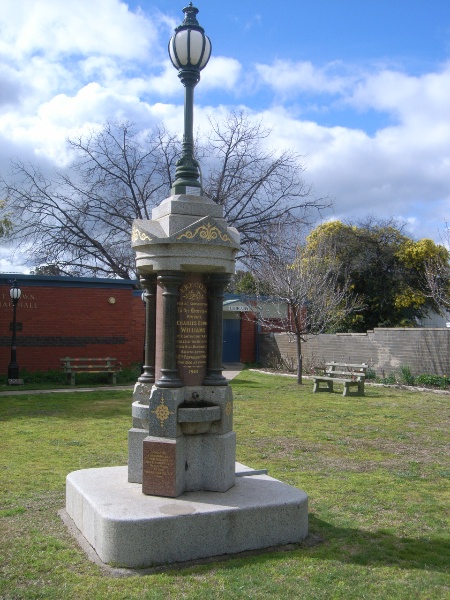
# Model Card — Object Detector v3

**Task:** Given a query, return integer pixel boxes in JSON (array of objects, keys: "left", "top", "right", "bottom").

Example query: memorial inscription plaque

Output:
[
  {"left": 176, "top": 274, "right": 208, "bottom": 386},
  {"left": 142, "top": 439, "right": 177, "bottom": 497}
]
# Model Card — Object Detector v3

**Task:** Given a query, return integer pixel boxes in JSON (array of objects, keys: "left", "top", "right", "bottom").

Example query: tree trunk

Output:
[{"left": 296, "top": 334, "right": 303, "bottom": 384}]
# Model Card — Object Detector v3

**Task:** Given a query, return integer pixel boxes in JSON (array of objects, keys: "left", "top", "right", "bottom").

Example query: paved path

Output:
[{"left": 0, "top": 364, "right": 244, "bottom": 396}]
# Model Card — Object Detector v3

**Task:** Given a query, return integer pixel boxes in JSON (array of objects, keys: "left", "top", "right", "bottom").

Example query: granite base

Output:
[{"left": 65, "top": 464, "right": 308, "bottom": 568}]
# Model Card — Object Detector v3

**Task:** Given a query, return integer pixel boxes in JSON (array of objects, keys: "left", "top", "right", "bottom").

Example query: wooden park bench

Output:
[
  {"left": 312, "top": 362, "right": 368, "bottom": 396},
  {"left": 60, "top": 357, "right": 122, "bottom": 386}
]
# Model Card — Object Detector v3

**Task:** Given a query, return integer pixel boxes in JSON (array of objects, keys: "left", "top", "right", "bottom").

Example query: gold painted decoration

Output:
[
  {"left": 180, "top": 281, "right": 207, "bottom": 301},
  {"left": 177, "top": 222, "right": 231, "bottom": 243},
  {"left": 132, "top": 225, "right": 152, "bottom": 243},
  {"left": 151, "top": 395, "right": 174, "bottom": 427},
  {"left": 225, "top": 401, "right": 232, "bottom": 418}
]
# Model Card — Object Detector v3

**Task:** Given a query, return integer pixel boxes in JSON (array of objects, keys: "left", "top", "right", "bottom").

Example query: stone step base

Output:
[{"left": 65, "top": 464, "right": 308, "bottom": 568}]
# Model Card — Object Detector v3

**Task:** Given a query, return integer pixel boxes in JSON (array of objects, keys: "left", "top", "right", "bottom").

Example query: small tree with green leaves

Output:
[{"left": 306, "top": 218, "right": 448, "bottom": 330}]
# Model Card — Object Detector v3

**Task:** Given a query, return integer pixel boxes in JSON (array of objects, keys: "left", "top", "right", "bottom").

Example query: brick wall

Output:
[
  {"left": 0, "top": 276, "right": 258, "bottom": 374},
  {"left": 259, "top": 328, "right": 450, "bottom": 376},
  {"left": 0, "top": 277, "right": 144, "bottom": 373}
]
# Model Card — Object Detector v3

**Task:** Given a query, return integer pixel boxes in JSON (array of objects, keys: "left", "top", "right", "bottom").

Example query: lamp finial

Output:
[{"left": 181, "top": 3, "right": 202, "bottom": 30}]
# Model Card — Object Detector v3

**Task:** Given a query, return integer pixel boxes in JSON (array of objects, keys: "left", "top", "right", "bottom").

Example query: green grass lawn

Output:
[{"left": 1, "top": 371, "right": 449, "bottom": 599}]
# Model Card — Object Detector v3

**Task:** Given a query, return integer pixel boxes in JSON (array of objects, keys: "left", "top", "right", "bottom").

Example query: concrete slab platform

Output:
[{"left": 66, "top": 464, "right": 308, "bottom": 568}]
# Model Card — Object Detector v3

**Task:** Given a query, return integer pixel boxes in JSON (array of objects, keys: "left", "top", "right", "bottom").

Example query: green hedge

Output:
[{"left": 416, "top": 373, "right": 450, "bottom": 389}]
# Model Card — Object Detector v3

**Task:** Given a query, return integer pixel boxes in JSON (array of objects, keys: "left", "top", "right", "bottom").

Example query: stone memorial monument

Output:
[
  {"left": 130, "top": 223, "right": 239, "bottom": 497},
  {"left": 64, "top": 3, "right": 308, "bottom": 568}
]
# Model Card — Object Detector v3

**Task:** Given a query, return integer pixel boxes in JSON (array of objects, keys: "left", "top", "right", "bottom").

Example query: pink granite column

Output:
[
  {"left": 138, "top": 275, "right": 157, "bottom": 384},
  {"left": 155, "top": 271, "right": 184, "bottom": 388},
  {"left": 203, "top": 273, "right": 232, "bottom": 386}
]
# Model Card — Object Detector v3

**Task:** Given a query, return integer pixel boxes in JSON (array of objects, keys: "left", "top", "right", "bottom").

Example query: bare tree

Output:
[
  {"left": 3, "top": 122, "right": 178, "bottom": 278},
  {"left": 202, "top": 111, "right": 328, "bottom": 264},
  {"left": 251, "top": 225, "right": 361, "bottom": 384},
  {"left": 3, "top": 115, "right": 328, "bottom": 277},
  {"left": 424, "top": 224, "right": 450, "bottom": 314},
  {"left": 0, "top": 200, "right": 12, "bottom": 238},
  {"left": 425, "top": 266, "right": 450, "bottom": 313}
]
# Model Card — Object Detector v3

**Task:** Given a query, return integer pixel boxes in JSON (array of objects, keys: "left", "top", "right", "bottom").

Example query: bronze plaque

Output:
[
  {"left": 176, "top": 273, "right": 208, "bottom": 386},
  {"left": 142, "top": 439, "right": 177, "bottom": 497}
]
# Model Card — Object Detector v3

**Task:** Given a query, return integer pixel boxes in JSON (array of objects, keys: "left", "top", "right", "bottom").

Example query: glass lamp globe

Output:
[
  {"left": 9, "top": 281, "right": 22, "bottom": 301},
  {"left": 168, "top": 3, "right": 211, "bottom": 72}
]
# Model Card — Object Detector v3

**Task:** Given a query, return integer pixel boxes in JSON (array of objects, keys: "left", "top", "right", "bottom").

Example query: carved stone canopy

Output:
[{"left": 132, "top": 194, "right": 240, "bottom": 274}]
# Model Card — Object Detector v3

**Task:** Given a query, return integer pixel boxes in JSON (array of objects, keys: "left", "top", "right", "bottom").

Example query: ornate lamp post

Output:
[
  {"left": 168, "top": 2, "right": 211, "bottom": 195},
  {"left": 8, "top": 279, "right": 23, "bottom": 385}
]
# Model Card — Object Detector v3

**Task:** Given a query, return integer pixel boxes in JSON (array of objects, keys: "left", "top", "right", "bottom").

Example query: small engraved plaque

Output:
[
  {"left": 185, "top": 186, "right": 202, "bottom": 196},
  {"left": 142, "top": 439, "right": 177, "bottom": 497}
]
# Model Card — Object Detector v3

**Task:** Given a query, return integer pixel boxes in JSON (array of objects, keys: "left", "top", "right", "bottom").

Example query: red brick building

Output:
[{"left": 0, "top": 275, "right": 257, "bottom": 374}]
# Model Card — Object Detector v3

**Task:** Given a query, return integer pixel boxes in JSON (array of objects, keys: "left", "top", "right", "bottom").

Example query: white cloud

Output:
[
  {"left": 2, "top": 83, "right": 182, "bottom": 166},
  {"left": 202, "top": 57, "right": 242, "bottom": 92},
  {"left": 0, "top": 0, "right": 449, "bottom": 274},
  {"left": 348, "top": 64, "right": 450, "bottom": 124},
  {"left": 0, "top": 65, "right": 24, "bottom": 107},
  {"left": 256, "top": 104, "right": 450, "bottom": 241},
  {"left": 256, "top": 59, "right": 356, "bottom": 97},
  {"left": 143, "top": 61, "right": 182, "bottom": 97},
  {"left": 140, "top": 56, "right": 243, "bottom": 98},
  {"left": 0, "top": 0, "right": 244, "bottom": 178},
  {"left": 0, "top": 246, "right": 31, "bottom": 274},
  {"left": 0, "top": 0, "right": 155, "bottom": 61}
]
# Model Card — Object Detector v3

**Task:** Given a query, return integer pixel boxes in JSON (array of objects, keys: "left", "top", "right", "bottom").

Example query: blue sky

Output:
[{"left": 1, "top": 0, "right": 450, "bottom": 271}]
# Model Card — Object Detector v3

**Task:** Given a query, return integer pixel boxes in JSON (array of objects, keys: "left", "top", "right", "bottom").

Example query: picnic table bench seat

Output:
[
  {"left": 312, "top": 362, "right": 368, "bottom": 396},
  {"left": 60, "top": 357, "right": 122, "bottom": 385}
]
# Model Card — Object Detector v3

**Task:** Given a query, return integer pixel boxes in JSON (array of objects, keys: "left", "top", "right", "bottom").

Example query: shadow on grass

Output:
[
  {"left": 303, "top": 514, "right": 449, "bottom": 573},
  {"left": 164, "top": 511, "right": 448, "bottom": 578},
  {"left": 160, "top": 511, "right": 448, "bottom": 578}
]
